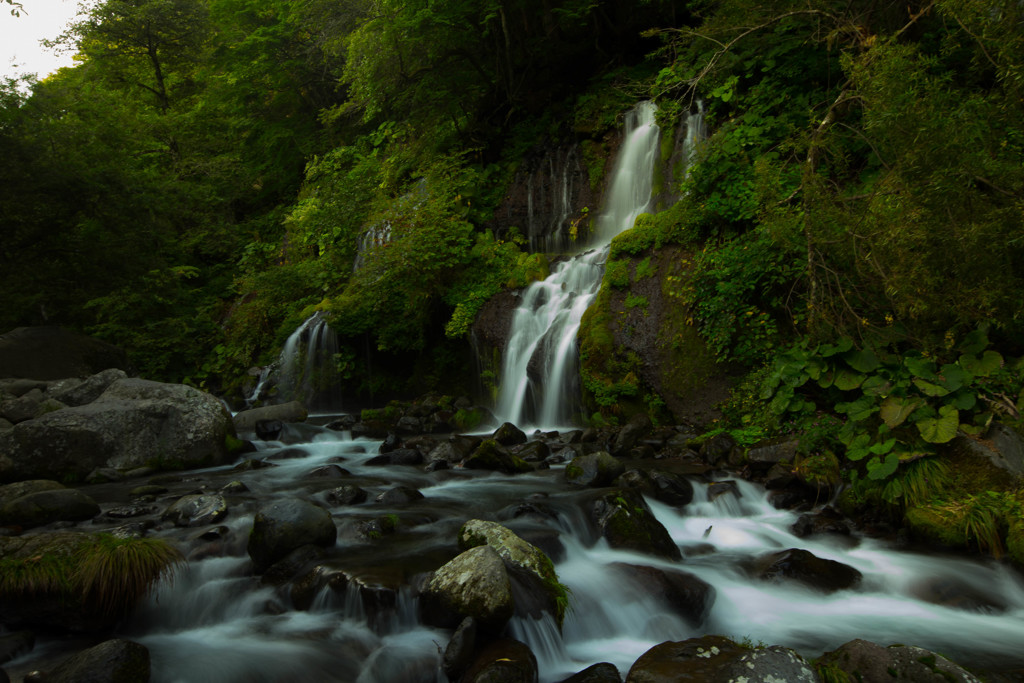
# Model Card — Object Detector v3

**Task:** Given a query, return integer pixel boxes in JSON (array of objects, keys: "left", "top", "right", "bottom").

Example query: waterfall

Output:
[
  {"left": 494, "top": 101, "right": 661, "bottom": 429},
  {"left": 273, "top": 311, "right": 342, "bottom": 413}
]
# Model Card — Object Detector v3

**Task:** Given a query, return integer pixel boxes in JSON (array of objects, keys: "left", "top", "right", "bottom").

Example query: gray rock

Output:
[
  {"left": 492, "top": 422, "right": 527, "bottom": 446},
  {"left": 612, "top": 414, "right": 652, "bottom": 457},
  {"left": 162, "top": 494, "right": 228, "bottom": 527},
  {"left": 421, "top": 545, "right": 515, "bottom": 631},
  {"left": 233, "top": 401, "right": 308, "bottom": 433},
  {"left": 609, "top": 563, "right": 715, "bottom": 628},
  {"left": 0, "top": 379, "right": 50, "bottom": 397},
  {"left": 560, "top": 662, "right": 622, "bottom": 683},
  {"left": 247, "top": 499, "right": 337, "bottom": 572},
  {"left": 443, "top": 617, "right": 478, "bottom": 680},
  {"left": 0, "top": 479, "right": 65, "bottom": 507},
  {"left": 0, "top": 378, "right": 235, "bottom": 484},
  {"left": 0, "top": 418, "right": 12, "bottom": 431},
  {"left": 0, "top": 488, "right": 100, "bottom": 528},
  {"left": 375, "top": 486, "right": 424, "bottom": 505},
  {"left": 0, "top": 394, "right": 39, "bottom": 424},
  {"left": 0, "top": 327, "right": 128, "bottom": 381},
  {"left": 50, "top": 368, "right": 127, "bottom": 407},
  {"left": 566, "top": 452, "right": 625, "bottom": 488},
  {"left": 818, "top": 639, "right": 980, "bottom": 683},
  {"left": 591, "top": 489, "right": 682, "bottom": 561},
  {"left": 46, "top": 638, "right": 150, "bottom": 683},
  {"left": 461, "top": 638, "right": 537, "bottom": 683},
  {"left": 625, "top": 636, "right": 816, "bottom": 683},
  {"left": 752, "top": 548, "right": 861, "bottom": 593}
]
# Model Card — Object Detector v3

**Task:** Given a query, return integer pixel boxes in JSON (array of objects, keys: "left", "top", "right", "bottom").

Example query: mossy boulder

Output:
[
  {"left": 463, "top": 440, "right": 533, "bottom": 474},
  {"left": 817, "top": 639, "right": 981, "bottom": 683},
  {"left": 458, "top": 519, "right": 568, "bottom": 624},
  {"left": 421, "top": 545, "right": 515, "bottom": 632},
  {"left": 625, "top": 636, "right": 818, "bottom": 683},
  {"left": 0, "top": 379, "right": 235, "bottom": 484},
  {"left": 492, "top": 422, "right": 527, "bottom": 446},
  {"left": 590, "top": 488, "right": 681, "bottom": 561},
  {"left": 565, "top": 451, "right": 625, "bottom": 488}
]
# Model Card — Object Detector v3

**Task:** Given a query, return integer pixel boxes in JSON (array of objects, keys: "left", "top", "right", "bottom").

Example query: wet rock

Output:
[
  {"left": 746, "top": 439, "right": 799, "bottom": 471},
  {"left": 379, "top": 431, "right": 402, "bottom": 453},
  {"left": 625, "top": 636, "right": 818, "bottom": 683},
  {"left": 612, "top": 414, "right": 652, "bottom": 457},
  {"left": 706, "top": 480, "right": 739, "bottom": 501},
  {"left": 396, "top": 415, "right": 424, "bottom": 434},
  {"left": 358, "top": 515, "right": 400, "bottom": 540},
  {"left": 367, "top": 448, "right": 423, "bottom": 466},
  {"left": 0, "top": 379, "right": 235, "bottom": 484},
  {"left": 421, "top": 545, "right": 514, "bottom": 631},
  {"left": 0, "top": 631, "right": 34, "bottom": 665},
  {"left": 45, "top": 638, "right": 150, "bottom": 683},
  {"left": 0, "top": 394, "right": 41, "bottom": 423},
  {"left": 375, "top": 486, "right": 424, "bottom": 505},
  {"left": 512, "top": 440, "right": 551, "bottom": 462},
  {"left": 461, "top": 638, "right": 538, "bottom": 683},
  {"left": 566, "top": 451, "right": 625, "bottom": 488},
  {"left": 220, "top": 480, "right": 248, "bottom": 494},
  {"left": 305, "top": 464, "right": 351, "bottom": 478},
  {"left": 591, "top": 489, "right": 681, "bottom": 561},
  {"left": 791, "top": 507, "right": 852, "bottom": 539},
  {"left": 106, "top": 504, "right": 157, "bottom": 519},
  {"left": 85, "top": 467, "right": 123, "bottom": 484},
  {"left": 325, "top": 485, "right": 368, "bottom": 506},
  {"left": 464, "top": 440, "right": 532, "bottom": 474},
  {"left": 248, "top": 499, "right": 337, "bottom": 573},
  {"left": 0, "top": 327, "right": 128, "bottom": 380},
  {"left": 0, "top": 488, "right": 100, "bottom": 529},
  {"left": 255, "top": 419, "right": 284, "bottom": 440},
  {"left": 233, "top": 401, "right": 307, "bottom": 433},
  {"left": 427, "top": 441, "right": 462, "bottom": 468},
  {"left": 162, "top": 494, "right": 228, "bottom": 528},
  {"left": 609, "top": 563, "right": 715, "bottom": 627},
  {"left": 698, "top": 433, "right": 735, "bottom": 466},
  {"left": 232, "top": 458, "right": 276, "bottom": 472},
  {"left": 818, "top": 639, "right": 981, "bottom": 683},
  {"left": 492, "top": 422, "right": 528, "bottom": 447},
  {"left": 0, "top": 479, "right": 65, "bottom": 507},
  {"left": 130, "top": 484, "right": 168, "bottom": 497},
  {"left": 49, "top": 368, "right": 127, "bottom": 407},
  {"left": 752, "top": 548, "right": 862, "bottom": 593},
  {"left": 324, "top": 414, "right": 357, "bottom": 431},
  {"left": 560, "top": 662, "right": 622, "bottom": 683},
  {"left": 443, "top": 617, "right": 478, "bottom": 680},
  {"left": 261, "top": 544, "right": 328, "bottom": 586}
]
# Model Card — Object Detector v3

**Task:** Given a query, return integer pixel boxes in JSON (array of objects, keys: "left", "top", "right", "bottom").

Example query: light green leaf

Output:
[
  {"left": 880, "top": 396, "right": 920, "bottom": 428},
  {"left": 938, "top": 364, "right": 970, "bottom": 392},
  {"left": 950, "top": 390, "right": 977, "bottom": 411},
  {"left": 912, "top": 378, "right": 950, "bottom": 397},
  {"left": 960, "top": 350, "right": 1003, "bottom": 377},
  {"left": 862, "top": 375, "right": 892, "bottom": 396},
  {"left": 866, "top": 453, "right": 899, "bottom": 480},
  {"left": 904, "top": 356, "right": 938, "bottom": 380},
  {"left": 869, "top": 438, "right": 897, "bottom": 455},
  {"left": 843, "top": 348, "right": 880, "bottom": 373},
  {"left": 820, "top": 338, "right": 854, "bottom": 357},
  {"left": 835, "top": 369, "right": 867, "bottom": 391},
  {"left": 916, "top": 405, "right": 959, "bottom": 444}
]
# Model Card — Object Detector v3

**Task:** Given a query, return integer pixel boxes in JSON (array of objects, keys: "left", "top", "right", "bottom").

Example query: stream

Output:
[{"left": 10, "top": 423, "right": 1024, "bottom": 682}]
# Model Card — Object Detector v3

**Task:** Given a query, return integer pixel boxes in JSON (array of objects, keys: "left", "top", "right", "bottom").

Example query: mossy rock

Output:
[
  {"left": 590, "top": 488, "right": 681, "bottom": 561},
  {"left": 463, "top": 440, "right": 532, "bottom": 474},
  {"left": 905, "top": 505, "right": 970, "bottom": 549}
]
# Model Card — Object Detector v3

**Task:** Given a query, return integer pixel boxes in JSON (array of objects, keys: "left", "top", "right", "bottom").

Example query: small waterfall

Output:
[
  {"left": 523, "top": 146, "right": 584, "bottom": 253},
  {"left": 353, "top": 222, "right": 392, "bottom": 271},
  {"left": 275, "top": 311, "right": 342, "bottom": 412},
  {"left": 494, "top": 101, "right": 661, "bottom": 429}
]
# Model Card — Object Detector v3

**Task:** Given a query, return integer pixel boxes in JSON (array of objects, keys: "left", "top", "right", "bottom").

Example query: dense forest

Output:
[{"left": 2, "top": 0, "right": 1023, "bottom": 553}]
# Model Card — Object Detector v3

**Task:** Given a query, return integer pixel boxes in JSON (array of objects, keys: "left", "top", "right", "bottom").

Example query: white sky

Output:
[{"left": 0, "top": 0, "right": 90, "bottom": 82}]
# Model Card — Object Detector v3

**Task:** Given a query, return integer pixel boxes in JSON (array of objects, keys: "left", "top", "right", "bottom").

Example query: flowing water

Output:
[
  {"left": 11, "top": 427, "right": 1024, "bottom": 682},
  {"left": 493, "top": 102, "right": 662, "bottom": 430},
  {"left": 250, "top": 311, "right": 342, "bottom": 413}
]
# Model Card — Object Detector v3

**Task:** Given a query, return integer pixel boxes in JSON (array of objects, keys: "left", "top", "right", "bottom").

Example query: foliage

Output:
[{"left": 752, "top": 328, "right": 1023, "bottom": 482}]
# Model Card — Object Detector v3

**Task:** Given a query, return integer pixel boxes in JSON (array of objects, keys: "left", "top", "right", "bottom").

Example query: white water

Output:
[
  {"left": 274, "top": 311, "right": 342, "bottom": 412},
  {"left": 494, "top": 102, "right": 661, "bottom": 430}
]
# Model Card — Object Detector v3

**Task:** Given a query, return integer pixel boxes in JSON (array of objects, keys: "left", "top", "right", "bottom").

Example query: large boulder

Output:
[
  {"left": 50, "top": 369, "right": 127, "bottom": 407},
  {"left": 461, "top": 638, "right": 538, "bottom": 683},
  {"left": 625, "top": 636, "right": 818, "bottom": 683},
  {"left": 420, "top": 545, "right": 515, "bottom": 631},
  {"left": 45, "top": 639, "right": 150, "bottom": 683},
  {"left": 751, "top": 548, "right": 862, "bottom": 593},
  {"left": 590, "top": 489, "right": 681, "bottom": 561},
  {"left": 818, "top": 639, "right": 981, "bottom": 683},
  {"left": 609, "top": 563, "right": 715, "bottom": 628},
  {"left": 566, "top": 452, "right": 625, "bottom": 488},
  {"left": 459, "top": 519, "right": 567, "bottom": 624},
  {"left": 463, "top": 440, "right": 533, "bottom": 474},
  {"left": 233, "top": 401, "right": 308, "bottom": 434},
  {"left": 247, "top": 499, "right": 337, "bottom": 573},
  {"left": 0, "top": 379, "right": 236, "bottom": 483},
  {"left": 161, "top": 494, "right": 228, "bottom": 528},
  {"left": 0, "top": 327, "right": 128, "bottom": 381}
]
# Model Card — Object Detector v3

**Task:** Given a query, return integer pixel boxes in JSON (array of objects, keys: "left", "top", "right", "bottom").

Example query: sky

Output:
[{"left": 0, "top": 0, "right": 91, "bottom": 82}]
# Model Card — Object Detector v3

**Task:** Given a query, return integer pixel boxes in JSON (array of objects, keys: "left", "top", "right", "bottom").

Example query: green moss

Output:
[
  {"left": 605, "top": 260, "right": 630, "bottom": 289},
  {"left": 452, "top": 407, "right": 486, "bottom": 432},
  {"left": 225, "top": 433, "right": 246, "bottom": 455}
]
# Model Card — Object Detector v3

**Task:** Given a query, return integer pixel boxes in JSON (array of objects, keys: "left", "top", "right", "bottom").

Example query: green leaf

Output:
[
  {"left": 843, "top": 348, "right": 880, "bottom": 373},
  {"left": 835, "top": 369, "right": 867, "bottom": 391},
  {"left": 880, "top": 396, "right": 920, "bottom": 428},
  {"left": 960, "top": 350, "right": 1003, "bottom": 377},
  {"left": 869, "top": 438, "right": 897, "bottom": 455},
  {"left": 904, "top": 356, "right": 938, "bottom": 380},
  {"left": 958, "top": 328, "right": 989, "bottom": 355},
  {"left": 845, "top": 433, "right": 872, "bottom": 461},
  {"left": 912, "top": 378, "right": 950, "bottom": 397},
  {"left": 862, "top": 375, "right": 892, "bottom": 396},
  {"left": 838, "top": 396, "right": 879, "bottom": 422},
  {"left": 819, "top": 338, "right": 854, "bottom": 357},
  {"left": 916, "top": 405, "right": 959, "bottom": 444},
  {"left": 950, "top": 390, "right": 978, "bottom": 411},
  {"left": 817, "top": 369, "right": 835, "bottom": 389},
  {"left": 866, "top": 453, "right": 899, "bottom": 480},
  {"left": 938, "top": 364, "right": 970, "bottom": 392}
]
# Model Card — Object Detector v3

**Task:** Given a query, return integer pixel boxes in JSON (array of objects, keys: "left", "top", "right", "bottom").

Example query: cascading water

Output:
[
  {"left": 273, "top": 311, "right": 342, "bottom": 412},
  {"left": 494, "top": 101, "right": 662, "bottom": 429}
]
